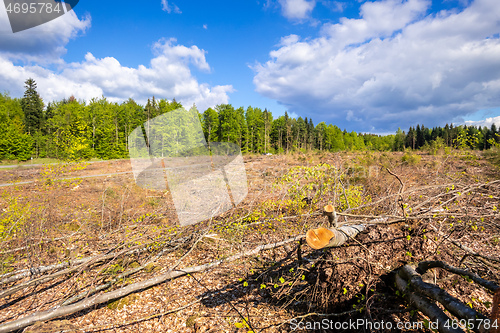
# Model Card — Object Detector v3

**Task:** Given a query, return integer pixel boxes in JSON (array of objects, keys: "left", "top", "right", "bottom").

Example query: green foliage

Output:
[
  {"left": 454, "top": 126, "right": 479, "bottom": 150},
  {"left": 483, "top": 146, "right": 500, "bottom": 167},
  {"left": 202, "top": 107, "right": 219, "bottom": 143},
  {"left": 0, "top": 92, "right": 33, "bottom": 161},
  {"left": 393, "top": 128, "right": 405, "bottom": 151},
  {"left": 4, "top": 79, "right": 500, "bottom": 161},
  {"left": 217, "top": 104, "right": 247, "bottom": 147},
  {"left": 343, "top": 131, "right": 365, "bottom": 151},
  {"left": 0, "top": 191, "right": 32, "bottom": 240},
  {"left": 233, "top": 317, "right": 252, "bottom": 331},
  {"left": 0, "top": 118, "right": 33, "bottom": 161},
  {"left": 319, "top": 124, "right": 345, "bottom": 151},
  {"left": 427, "top": 137, "right": 445, "bottom": 155},
  {"left": 401, "top": 151, "right": 421, "bottom": 165},
  {"left": 275, "top": 164, "right": 371, "bottom": 212},
  {"left": 488, "top": 133, "right": 500, "bottom": 149},
  {"left": 21, "top": 78, "right": 44, "bottom": 135}
]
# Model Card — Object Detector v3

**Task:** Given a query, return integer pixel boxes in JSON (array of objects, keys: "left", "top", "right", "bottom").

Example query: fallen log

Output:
[
  {"left": 0, "top": 235, "right": 304, "bottom": 333},
  {"left": 398, "top": 265, "right": 488, "bottom": 333},
  {"left": 306, "top": 205, "right": 365, "bottom": 249},
  {"left": 305, "top": 224, "right": 365, "bottom": 249},
  {"left": 394, "top": 272, "right": 463, "bottom": 333}
]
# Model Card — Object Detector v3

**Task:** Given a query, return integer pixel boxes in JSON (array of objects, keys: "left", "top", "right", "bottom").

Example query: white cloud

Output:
[
  {"left": 253, "top": 0, "right": 500, "bottom": 132},
  {"left": 203, "top": 24, "right": 208, "bottom": 30},
  {"left": 161, "top": 0, "right": 181, "bottom": 14},
  {"left": 278, "top": 0, "right": 316, "bottom": 20},
  {"left": 465, "top": 116, "right": 500, "bottom": 128},
  {"left": 321, "top": 0, "right": 429, "bottom": 46},
  {"left": 0, "top": 38, "right": 233, "bottom": 111},
  {"left": 321, "top": 1, "right": 347, "bottom": 13},
  {"left": 0, "top": 8, "right": 91, "bottom": 63}
]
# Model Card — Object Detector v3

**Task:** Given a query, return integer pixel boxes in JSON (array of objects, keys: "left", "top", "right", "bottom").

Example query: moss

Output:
[
  {"left": 145, "top": 263, "right": 160, "bottom": 273},
  {"left": 186, "top": 314, "right": 198, "bottom": 327},
  {"left": 128, "top": 261, "right": 141, "bottom": 269},
  {"left": 107, "top": 294, "right": 139, "bottom": 310},
  {"left": 103, "top": 263, "right": 124, "bottom": 275}
]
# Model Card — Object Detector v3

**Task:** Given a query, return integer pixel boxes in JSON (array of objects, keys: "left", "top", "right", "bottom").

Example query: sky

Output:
[{"left": 0, "top": 0, "right": 499, "bottom": 134}]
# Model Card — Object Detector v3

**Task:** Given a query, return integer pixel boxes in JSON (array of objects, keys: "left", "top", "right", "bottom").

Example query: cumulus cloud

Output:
[
  {"left": 0, "top": 38, "right": 233, "bottom": 111},
  {"left": 0, "top": 7, "right": 91, "bottom": 63},
  {"left": 278, "top": 0, "right": 316, "bottom": 20},
  {"left": 253, "top": 0, "right": 500, "bottom": 132},
  {"left": 465, "top": 116, "right": 500, "bottom": 128},
  {"left": 161, "top": 0, "right": 181, "bottom": 14}
]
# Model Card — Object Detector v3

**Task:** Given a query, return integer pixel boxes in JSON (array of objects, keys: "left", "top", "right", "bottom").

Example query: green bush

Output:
[
  {"left": 0, "top": 119, "right": 33, "bottom": 161},
  {"left": 401, "top": 152, "right": 421, "bottom": 165}
]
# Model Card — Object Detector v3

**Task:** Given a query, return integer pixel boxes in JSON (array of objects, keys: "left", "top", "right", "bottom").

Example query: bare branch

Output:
[
  {"left": 416, "top": 261, "right": 499, "bottom": 293},
  {"left": 398, "top": 265, "right": 488, "bottom": 333},
  {"left": 0, "top": 235, "right": 304, "bottom": 333}
]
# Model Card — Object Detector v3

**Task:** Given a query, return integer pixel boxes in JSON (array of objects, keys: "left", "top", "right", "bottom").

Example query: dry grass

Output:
[{"left": 0, "top": 150, "right": 499, "bottom": 332}]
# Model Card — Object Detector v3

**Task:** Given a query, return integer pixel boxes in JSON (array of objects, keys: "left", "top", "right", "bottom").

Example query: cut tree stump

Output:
[
  {"left": 306, "top": 205, "right": 365, "bottom": 249},
  {"left": 305, "top": 225, "right": 365, "bottom": 249},
  {"left": 323, "top": 204, "right": 338, "bottom": 227}
]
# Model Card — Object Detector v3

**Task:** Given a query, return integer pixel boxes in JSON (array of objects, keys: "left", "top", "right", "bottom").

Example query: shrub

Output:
[{"left": 401, "top": 152, "right": 421, "bottom": 165}]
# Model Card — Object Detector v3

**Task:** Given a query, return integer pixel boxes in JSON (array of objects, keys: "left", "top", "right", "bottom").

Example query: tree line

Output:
[{"left": 0, "top": 78, "right": 499, "bottom": 161}]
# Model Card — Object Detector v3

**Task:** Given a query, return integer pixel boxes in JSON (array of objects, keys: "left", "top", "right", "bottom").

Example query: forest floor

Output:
[{"left": 0, "top": 150, "right": 499, "bottom": 332}]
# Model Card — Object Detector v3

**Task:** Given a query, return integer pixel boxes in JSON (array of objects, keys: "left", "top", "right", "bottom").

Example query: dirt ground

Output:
[{"left": 0, "top": 150, "right": 499, "bottom": 332}]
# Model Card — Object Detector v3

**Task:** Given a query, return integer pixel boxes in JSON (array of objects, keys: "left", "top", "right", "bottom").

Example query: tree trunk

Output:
[{"left": 305, "top": 225, "right": 365, "bottom": 249}]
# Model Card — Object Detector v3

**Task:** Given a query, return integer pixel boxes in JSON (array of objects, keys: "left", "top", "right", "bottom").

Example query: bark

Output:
[
  {"left": 416, "top": 261, "right": 499, "bottom": 292},
  {"left": 323, "top": 205, "right": 338, "bottom": 227},
  {"left": 398, "top": 265, "right": 488, "bottom": 333},
  {"left": 305, "top": 225, "right": 365, "bottom": 250},
  {"left": 395, "top": 273, "right": 463, "bottom": 333},
  {"left": 1, "top": 257, "right": 94, "bottom": 286}
]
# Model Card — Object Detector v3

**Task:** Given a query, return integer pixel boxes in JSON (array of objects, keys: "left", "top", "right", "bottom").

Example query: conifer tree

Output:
[{"left": 21, "top": 78, "right": 44, "bottom": 135}]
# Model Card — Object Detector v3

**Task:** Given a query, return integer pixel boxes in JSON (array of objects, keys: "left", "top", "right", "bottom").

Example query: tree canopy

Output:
[{"left": 1, "top": 79, "right": 498, "bottom": 161}]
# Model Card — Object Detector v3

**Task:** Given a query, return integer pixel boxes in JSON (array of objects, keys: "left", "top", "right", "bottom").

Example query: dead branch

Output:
[
  {"left": 412, "top": 180, "right": 500, "bottom": 217},
  {"left": 60, "top": 242, "right": 184, "bottom": 306},
  {"left": 428, "top": 224, "right": 500, "bottom": 265},
  {"left": 398, "top": 265, "right": 488, "bottom": 333},
  {"left": 0, "top": 232, "right": 190, "bottom": 287},
  {"left": 0, "top": 241, "right": 158, "bottom": 299},
  {"left": 416, "top": 261, "right": 499, "bottom": 292},
  {"left": 0, "top": 256, "right": 94, "bottom": 286},
  {"left": 386, "top": 168, "right": 405, "bottom": 194},
  {"left": 342, "top": 183, "right": 454, "bottom": 214},
  {"left": 395, "top": 272, "right": 463, "bottom": 333},
  {"left": 0, "top": 233, "right": 82, "bottom": 255},
  {"left": 0, "top": 235, "right": 304, "bottom": 333}
]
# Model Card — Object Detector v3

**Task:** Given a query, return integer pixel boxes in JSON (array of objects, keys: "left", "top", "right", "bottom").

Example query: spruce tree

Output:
[{"left": 21, "top": 78, "right": 44, "bottom": 135}]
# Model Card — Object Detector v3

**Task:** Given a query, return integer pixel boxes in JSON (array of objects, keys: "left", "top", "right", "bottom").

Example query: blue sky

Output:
[{"left": 0, "top": 0, "right": 499, "bottom": 133}]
